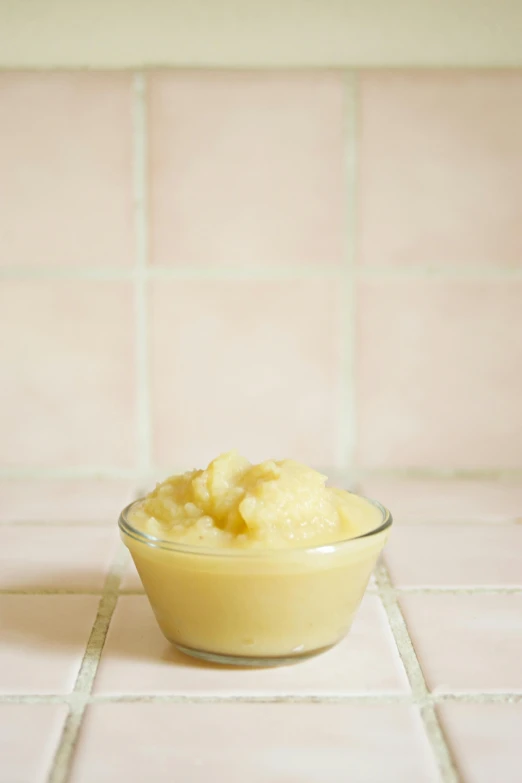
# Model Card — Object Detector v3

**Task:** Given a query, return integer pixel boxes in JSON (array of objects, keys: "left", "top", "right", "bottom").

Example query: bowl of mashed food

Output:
[{"left": 119, "top": 451, "right": 392, "bottom": 666}]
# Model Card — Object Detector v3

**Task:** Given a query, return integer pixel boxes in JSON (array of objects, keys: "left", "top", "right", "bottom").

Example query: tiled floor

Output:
[
  {"left": 1, "top": 519, "right": 522, "bottom": 782},
  {"left": 69, "top": 703, "right": 439, "bottom": 783},
  {"left": 437, "top": 703, "right": 522, "bottom": 783}
]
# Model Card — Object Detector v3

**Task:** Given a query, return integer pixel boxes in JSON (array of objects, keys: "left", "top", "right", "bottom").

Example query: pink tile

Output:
[
  {"left": 399, "top": 594, "right": 522, "bottom": 692},
  {"left": 438, "top": 703, "right": 522, "bottom": 783},
  {"left": 0, "top": 704, "right": 67, "bottom": 783},
  {"left": 385, "top": 524, "right": 522, "bottom": 587},
  {"left": 0, "top": 73, "right": 134, "bottom": 267},
  {"left": 0, "top": 479, "right": 137, "bottom": 523},
  {"left": 356, "top": 280, "right": 522, "bottom": 470},
  {"left": 71, "top": 703, "right": 438, "bottom": 783},
  {"left": 0, "top": 595, "right": 98, "bottom": 694},
  {"left": 360, "top": 478, "right": 522, "bottom": 523},
  {"left": 0, "top": 281, "right": 136, "bottom": 468},
  {"left": 0, "top": 526, "right": 118, "bottom": 591},
  {"left": 120, "top": 559, "right": 143, "bottom": 592},
  {"left": 149, "top": 72, "right": 344, "bottom": 267},
  {"left": 358, "top": 71, "right": 522, "bottom": 268},
  {"left": 94, "top": 593, "right": 407, "bottom": 695},
  {"left": 150, "top": 280, "right": 341, "bottom": 468}
]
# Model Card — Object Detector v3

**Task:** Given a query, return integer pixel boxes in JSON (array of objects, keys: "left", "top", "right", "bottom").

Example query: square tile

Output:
[
  {"left": 0, "top": 595, "right": 98, "bottom": 693},
  {"left": 438, "top": 703, "right": 522, "bottom": 783},
  {"left": 0, "top": 479, "right": 137, "bottom": 523},
  {"left": 0, "top": 281, "right": 136, "bottom": 468},
  {"left": 356, "top": 280, "right": 522, "bottom": 469},
  {"left": 94, "top": 594, "right": 408, "bottom": 695},
  {"left": 149, "top": 280, "right": 341, "bottom": 468},
  {"left": 71, "top": 703, "right": 439, "bottom": 783},
  {"left": 0, "top": 73, "right": 134, "bottom": 267},
  {"left": 0, "top": 526, "right": 118, "bottom": 591},
  {"left": 149, "top": 72, "right": 344, "bottom": 267},
  {"left": 120, "top": 559, "right": 144, "bottom": 592},
  {"left": 358, "top": 71, "right": 522, "bottom": 268},
  {"left": 385, "top": 524, "right": 522, "bottom": 587},
  {"left": 360, "top": 478, "right": 522, "bottom": 523},
  {"left": 399, "top": 594, "right": 522, "bottom": 692},
  {"left": 0, "top": 704, "right": 67, "bottom": 783}
]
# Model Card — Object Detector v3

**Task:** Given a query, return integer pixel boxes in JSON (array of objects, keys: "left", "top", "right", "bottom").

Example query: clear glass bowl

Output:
[{"left": 119, "top": 495, "right": 392, "bottom": 667}]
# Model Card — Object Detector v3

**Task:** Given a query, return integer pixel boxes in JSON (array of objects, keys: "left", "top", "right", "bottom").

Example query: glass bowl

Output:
[{"left": 119, "top": 495, "right": 392, "bottom": 667}]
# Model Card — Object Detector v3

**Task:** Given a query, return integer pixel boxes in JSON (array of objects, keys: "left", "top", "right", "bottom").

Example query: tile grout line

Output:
[
  {"left": 0, "top": 265, "right": 341, "bottom": 281},
  {"left": 4, "top": 585, "right": 522, "bottom": 596},
  {"left": 337, "top": 70, "right": 358, "bottom": 474},
  {"left": 148, "top": 265, "right": 342, "bottom": 280},
  {"left": 46, "top": 545, "right": 129, "bottom": 783},
  {"left": 3, "top": 465, "right": 522, "bottom": 480},
  {"left": 2, "top": 515, "right": 522, "bottom": 528},
  {"left": 358, "top": 265, "right": 522, "bottom": 280},
  {"left": 3, "top": 264, "right": 522, "bottom": 281},
  {"left": 375, "top": 561, "right": 461, "bottom": 783},
  {"left": 133, "top": 71, "right": 153, "bottom": 481},
  {"left": 2, "top": 691, "right": 522, "bottom": 706}
]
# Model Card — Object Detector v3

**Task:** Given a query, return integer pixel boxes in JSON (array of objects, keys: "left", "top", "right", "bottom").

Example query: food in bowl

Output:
[{"left": 119, "top": 451, "right": 391, "bottom": 666}]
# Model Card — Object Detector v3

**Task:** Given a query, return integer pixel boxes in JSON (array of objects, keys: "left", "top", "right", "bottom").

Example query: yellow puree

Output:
[
  {"left": 125, "top": 452, "right": 388, "bottom": 661},
  {"left": 130, "top": 450, "right": 380, "bottom": 548}
]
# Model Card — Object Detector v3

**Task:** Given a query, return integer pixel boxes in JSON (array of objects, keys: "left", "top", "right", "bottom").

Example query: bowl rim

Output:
[{"left": 118, "top": 492, "right": 393, "bottom": 558}]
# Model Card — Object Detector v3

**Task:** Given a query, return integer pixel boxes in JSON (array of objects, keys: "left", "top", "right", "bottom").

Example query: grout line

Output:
[
  {"left": 133, "top": 71, "right": 153, "bottom": 478},
  {"left": 0, "top": 520, "right": 119, "bottom": 527},
  {"left": 375, "top": 561, "right": 461, "bottom": 783},
  {"left": 0, "top": 695, "right": 74, "bottom": 705},
  {"left": 0, "top": 467, "right": 141, "bottom": 480},
  {"left": 3, "top": 585, "right": 522, "bottom": 596},
  {"left": 434, "top": 693, "right": 522, "bottom": 703},
  {"left": 148, "top": 265, "right": 342, "bottom": 279},
  {"left": 0, "top": 589, "right": 106, "bottom": 596},
  {"left": 2, "top": 466, "right": 522, "bottom": 481},
  {"left": 90, "top": 694, "right": 414, "bottom": 705},
  {"left": 353, "top": 466, "right": 522, "bottom": 481},
  {"left": 3, "top": 264, "right": 522, "bottom": 281},
  {"left": 358, "top": 265, "right": 522, "bottom": 280},
  {"left": 46, "top": 545, "right": 129, "bottom": 783},
  {"left": 337, "top": 71, "right": 357, "bottom": 472},
  {"left": 0, "top": 266, "right": 135, "bottom": 280},
  {"left": 2, "top": 515, "right": 521, "bottom": 528},
  {"left": 395, "top": 586, "right": 522, "bottom": 594},
  {"left": 2, "top": 691, "right": 522, "bottom": 706},
  {"left": 0, "top": 264, "right": 340, "bottom": 281}
]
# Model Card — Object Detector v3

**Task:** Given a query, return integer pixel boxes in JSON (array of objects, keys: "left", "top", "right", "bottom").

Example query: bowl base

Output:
[{"left": 173, "top": 642, "right": 336, "bottom": 668}]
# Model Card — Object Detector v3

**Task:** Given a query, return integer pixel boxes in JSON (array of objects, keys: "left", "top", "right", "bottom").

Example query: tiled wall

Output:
[{"left": 1, "top": 70, "right": 522, "bottom": 520}]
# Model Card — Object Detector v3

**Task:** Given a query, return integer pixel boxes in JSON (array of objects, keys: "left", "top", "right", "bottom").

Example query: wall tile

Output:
[
  {"left": 149, "top": 279, "right": 341, "bottom": 469},
  {"left": 148, "top": 72, "right": 344, "bottom": 267},
  {"left": 356, "top": 280, "right": 522, "bottom": 470},
  {"left": 0, "top": 704, "right": 67, "bottom": 783},
  {"left": 0, "top": 281, "right": 136, "bottom": 468},
  {"left": 0, "top": 526, "right": 118, "bottom": 590},
  {"left": 0, "top": 73, "right": 134, "bottom": 267},
  {"left": 359, "top": 478, "right": 522, "bottom": 523},
  {"left": 438, "top": 703, "right": 522, "bottom": 783},
  {"left": 0, "top": 479, "right": 137, "bottom": 523},
  {"left": 399, "top": 594, "right": 522, "bottom": 692},
  {"left": 385, "top": 524, "right": 522, "bottom": 587},
  {"left": 0, "top": 595, "right": 98, "bottom": 693},
  {"left": 71, "top": 703, "right": 439, "bottom": 783},
  {"left": 358, "top": 71, "right": 522, "bottom": 268}
]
